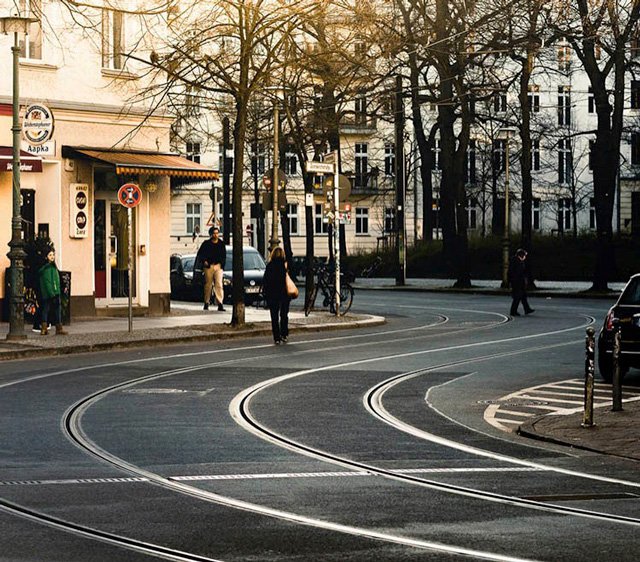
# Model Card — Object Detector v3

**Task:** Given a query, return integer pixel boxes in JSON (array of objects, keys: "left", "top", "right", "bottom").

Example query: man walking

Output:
[
  {"left": 508, "top": 248, "right": 534, "bottom": 317},
  {"left": 196, "top": 226, "right": 226, "bottom": 311}
]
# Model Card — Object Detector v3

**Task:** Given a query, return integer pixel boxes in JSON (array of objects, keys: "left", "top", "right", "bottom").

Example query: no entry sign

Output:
[{"left": 117, "top": 183, "right": 142, "bottom": 208}]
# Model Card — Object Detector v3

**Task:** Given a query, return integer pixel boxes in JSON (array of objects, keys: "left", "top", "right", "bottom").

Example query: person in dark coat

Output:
[
  {"left": 508, "top": 248, "right": 534, "bottom": 317},
  {"left": 196, "top": 226, "right": 226, "bottom": 311},
  {"left": 37, "top": 250, "right": 68, "bottom": 335},
  {"left": 263, "top": 246, "right": 290, "bottom": 345}
]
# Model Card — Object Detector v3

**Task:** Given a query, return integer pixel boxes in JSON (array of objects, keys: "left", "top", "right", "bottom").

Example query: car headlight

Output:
[{"left": 223, "top": 278, "right": 232, "bottom": 286}]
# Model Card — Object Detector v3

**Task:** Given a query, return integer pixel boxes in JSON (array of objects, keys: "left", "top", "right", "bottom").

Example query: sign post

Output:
[{"left": 117, "top": 183, "right": 142, "bottom": 332}]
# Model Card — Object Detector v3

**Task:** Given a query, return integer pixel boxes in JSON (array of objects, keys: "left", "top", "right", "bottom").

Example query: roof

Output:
[
  {"left": 62, "top": 146, "right": 218, "bottom": 180},
  {"left": 0, "top": 147, "right": 43, "bottom": 173}
]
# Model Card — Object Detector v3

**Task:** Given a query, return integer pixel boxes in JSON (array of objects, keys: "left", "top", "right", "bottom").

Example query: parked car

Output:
[
  {"left": 598, "top": 273, "right": 640, "bottom": 382},
  {"left": 170, "top": 246, "right": 266, "bottom": 304}
]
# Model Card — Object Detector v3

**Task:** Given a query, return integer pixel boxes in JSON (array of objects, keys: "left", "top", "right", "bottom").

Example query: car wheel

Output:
[{"left": 597, "top": 350, "right": 613, "bottom": 383}]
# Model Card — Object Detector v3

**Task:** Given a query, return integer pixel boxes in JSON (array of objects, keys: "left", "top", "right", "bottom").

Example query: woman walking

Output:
[
  {"left": 38, "top": 249, "right": 68, "bottom": 336},
  {"left": 263, "top": 247, "right": 290, "bottom": 345}
]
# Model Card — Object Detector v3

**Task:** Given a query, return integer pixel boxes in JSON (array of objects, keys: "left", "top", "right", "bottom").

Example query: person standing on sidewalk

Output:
[
  {"left": 37, "top": 250, "right": 68, "bottom": 335},
  {"left": 508, "top": 248, "right": 534, "bottom": 317},
  {"left": 263, "top": 247, "right": 290, "bottom": 345},
  {"left": 196, "top": 226, "right": 226, "bottom": 311}
]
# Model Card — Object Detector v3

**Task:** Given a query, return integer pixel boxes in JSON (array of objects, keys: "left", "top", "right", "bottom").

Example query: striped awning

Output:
[{"left": 62, "top": 146, "right": 218, "bottom": 179}]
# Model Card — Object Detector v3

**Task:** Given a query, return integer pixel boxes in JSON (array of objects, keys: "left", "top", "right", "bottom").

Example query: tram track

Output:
[{"left": 0, "top": 308, "right": 607, "bottom": 561}]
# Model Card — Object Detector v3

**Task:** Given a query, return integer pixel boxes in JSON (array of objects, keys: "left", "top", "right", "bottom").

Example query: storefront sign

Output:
[
  {"left": 70, "top": 183, "right": 89, "bottom": 238},
  {"left": 22, "top": 140, "right": 55, "bottom": 156},
  {"left": 22, "top": 103, "right": 55, "bottom": 146}
]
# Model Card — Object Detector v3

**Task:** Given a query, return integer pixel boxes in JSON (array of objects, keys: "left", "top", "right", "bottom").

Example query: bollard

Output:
[
  {"left": 582, "top": 327, "right": 595, "bottom": 427},
  {"left": 612, "top": 322, "right": 623, "bottom": 412}
]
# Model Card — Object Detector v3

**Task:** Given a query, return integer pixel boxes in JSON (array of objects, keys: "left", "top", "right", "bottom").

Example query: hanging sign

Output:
[
  {"left": 70, "top": 183, "right": 89, "bottom": 238},
  {"left": 22, "top": 103, "right": 55, "bottom": 146}
]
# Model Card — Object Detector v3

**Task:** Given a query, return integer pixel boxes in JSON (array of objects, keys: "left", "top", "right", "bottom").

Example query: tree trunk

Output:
[{"left": 231, "top": 99, "right": 247, "bottom": 327}]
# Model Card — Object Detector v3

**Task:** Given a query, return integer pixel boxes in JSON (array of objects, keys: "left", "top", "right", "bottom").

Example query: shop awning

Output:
[
  {"left": 62, "top": 146, "right": 219, "bottom": 179},
  {"left": 0, "top": 147, "right": 43, "bottom": 173}
]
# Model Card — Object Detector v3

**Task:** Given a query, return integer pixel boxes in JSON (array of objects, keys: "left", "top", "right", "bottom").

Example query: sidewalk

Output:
[
  {"left": 518, "top": 400, "right": 640, "bottom": 461},
  {"left": 0, "top": 302, "right": 384, "bottom": 361},
  {"left": 352, "top": 277, "right": 627, "bottom": 297}
]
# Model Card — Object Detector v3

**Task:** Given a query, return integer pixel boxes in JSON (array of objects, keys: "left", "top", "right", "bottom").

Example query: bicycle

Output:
[
  {"left": 304, "top": 262, "right": 354, "bottom": 316},
  {"left": 359, "top": 255, "right": 383, "bottom": 278}
]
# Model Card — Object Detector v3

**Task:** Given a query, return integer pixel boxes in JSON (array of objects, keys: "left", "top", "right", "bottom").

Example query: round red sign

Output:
[{"left": 117, "top": 183, "right": 142, "bottom": 208}]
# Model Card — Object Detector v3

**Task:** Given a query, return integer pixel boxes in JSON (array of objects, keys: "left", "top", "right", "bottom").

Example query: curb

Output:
[
  {"left": 0, "top": 315, "right": 386, "bottom": 362},
  {"left": 353, "top": 285, "right": 620, "bottom": 300}
]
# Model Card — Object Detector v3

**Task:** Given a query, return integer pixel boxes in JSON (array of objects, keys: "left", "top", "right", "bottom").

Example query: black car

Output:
[
  {"left": 598, "top": 273, "right": 640, "bottom": 382},
  {"left": 170, "top": 246, "right": 266, "bottom": 304}
]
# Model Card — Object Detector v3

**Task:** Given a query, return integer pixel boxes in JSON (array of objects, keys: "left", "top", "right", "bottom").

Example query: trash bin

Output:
[{"left": 59, "top": 270, "right": 71, "bottom": 325}]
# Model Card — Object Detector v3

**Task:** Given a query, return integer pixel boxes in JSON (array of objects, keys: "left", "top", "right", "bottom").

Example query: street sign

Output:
[
  {"left": 305, "top": 161, "right": 334, "bottom": 174},
  {"left": 324, "top": 173, "right": 352, "bottom": 202},
  {"left": 117, "top": 183, "right": 142, "bottom": 208},
  {"left": 262, "top": 168, "right": 287, "bottom": 190}
]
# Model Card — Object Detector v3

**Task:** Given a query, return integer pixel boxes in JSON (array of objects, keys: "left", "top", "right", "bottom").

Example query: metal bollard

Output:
[
  {"left": 612, "top": 322, "right": 623, "bottom": 412},
  {"left": 582, "top": 327, "right": 595, "bottom": 427}
]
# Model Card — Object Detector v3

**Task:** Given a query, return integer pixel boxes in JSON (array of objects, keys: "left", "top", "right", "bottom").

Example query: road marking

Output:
[
  {"left": 484, "top": 378, "right": 640, "bottom": 432},
  {"left": 0, "top": 467, "right": 542, "bottom": 487}
]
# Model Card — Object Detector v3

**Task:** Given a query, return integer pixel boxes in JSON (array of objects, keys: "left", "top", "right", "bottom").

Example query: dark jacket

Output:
[
  {"left": 38, "top": 262, "right": 61, "bottom": 300},
  {"left": 196, "top": 238, "right": 226, "bottom": 269},
  {"left": 508, "top": 256, "right": 528, "bottom": 291},
  {"left": 263, "top": 257, "right": 288, "bottom": 304}
]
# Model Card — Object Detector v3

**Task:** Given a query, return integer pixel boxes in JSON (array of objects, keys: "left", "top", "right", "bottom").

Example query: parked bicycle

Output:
[
  {"left": 359, "top": 255, "right": 383, "bottom": 278},
  {"left": 304, "top": 262, "right": 354, "bottom": 316}
]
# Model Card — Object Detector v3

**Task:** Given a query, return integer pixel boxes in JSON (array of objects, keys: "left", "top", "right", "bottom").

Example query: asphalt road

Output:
[{"left": 1, "top": 290, "right": 639, "bottom": 562}]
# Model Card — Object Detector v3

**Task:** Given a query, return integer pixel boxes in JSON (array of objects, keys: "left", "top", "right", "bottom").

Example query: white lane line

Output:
[
  {"left": 496, "top": 410, "right": 536, "bottom": 417},
  {"left": 0, "top": 467, "right": 543, "bottom": 487}
]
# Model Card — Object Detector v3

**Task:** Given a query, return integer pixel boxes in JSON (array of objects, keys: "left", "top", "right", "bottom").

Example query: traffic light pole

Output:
[{"left": 269, "top": 102, "right": 280, "bottom": 252}]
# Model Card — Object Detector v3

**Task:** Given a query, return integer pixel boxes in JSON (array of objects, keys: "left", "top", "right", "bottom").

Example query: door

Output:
[{"left": 94, "top": 198, "right": 137, "bottom": 304}]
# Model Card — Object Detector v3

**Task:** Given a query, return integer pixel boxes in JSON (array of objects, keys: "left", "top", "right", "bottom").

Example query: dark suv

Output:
[
  {"left": 170, "top": 246, "right": 266, "bottom": 304},
  {"left": 598, "top": 274, "right": 640, "bottom": 382}
]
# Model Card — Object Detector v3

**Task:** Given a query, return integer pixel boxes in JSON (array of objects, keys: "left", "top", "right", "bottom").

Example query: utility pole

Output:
[
  {"left": 222, "top": 116, "right": 231, "bottom": 245},
  {"left": 269, "top": 101, "right": 280, "bottom": 252},
  {"left": 395, "top": 75, "right": 406, "bottom": 286}
]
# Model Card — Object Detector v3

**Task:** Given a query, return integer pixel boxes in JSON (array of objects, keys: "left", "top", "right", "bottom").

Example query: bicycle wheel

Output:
[
  {"left": 304, "top": 282, "right": 318, "bottom": 317},
  {"left": 338, "top": 283, "right": 353, "bottom": 315}
]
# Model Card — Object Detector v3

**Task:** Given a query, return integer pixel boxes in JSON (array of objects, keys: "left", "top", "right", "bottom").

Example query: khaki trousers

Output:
[{"left": 203, "top": 264, "right": 224, "bottom": 305}]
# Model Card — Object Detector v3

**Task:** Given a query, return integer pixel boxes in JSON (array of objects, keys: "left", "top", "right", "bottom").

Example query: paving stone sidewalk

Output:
[{"left": 518, "top": 400, "right": 640, "bottom": 461}]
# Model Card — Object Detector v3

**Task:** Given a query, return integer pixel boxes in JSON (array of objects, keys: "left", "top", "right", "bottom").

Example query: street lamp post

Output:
[
  {"left": 499, "top": 127, "right": 516, "bottom": 289},
  {"left": 1, "top": 15, "right": 37, "bottom": 341}
]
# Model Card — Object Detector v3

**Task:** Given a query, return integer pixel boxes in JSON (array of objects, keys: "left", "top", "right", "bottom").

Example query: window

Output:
[
  {"left": 531, "top": 139, "right": 540, "bottom": 171},
  {"left": 558, "top": 138, "right": 572, "bottom": 184},
  {"left": 287, "top": 204, "right": 299, "bottom": 235},
  {"left": 590, "top": 197, "right": 596, "bottom": 229},
  {"left": 219, "top": 143, "right": 234, "bottom": 175},
  {"left": 493, "top": 139, "right": 506, "bottom": 173},
  {"left": 355, "top": 207, "right": 369, "bottom": 235},
  {"left": 493, "top": 92, "right": 507, "bottom": 113},
  {"left": 558, "top": 86, "right": 571, "bottom": 126},
  {"left": 532, "top": 198, "right": 540, "bottom": 230},
  {"left": 186, "top": 141, "right": 201, "bottom": 163},
  {"left": 528, "top": 85, "right": 540, "bottom": 113},
  {"left": 589, "top": 140, "right": 595, "bottom": 170},
  {"left": 18, "top": 0, "right": 42, "bottom": 60},
  {"left": 315, "top": 203, "right": 328, "bottom": 234},
  {"left": 384, "top": 143, "right": 395, "bottom": 177},
  {"left": 466, "top": 197, "right": 477, "bottom": 229},
  {"left": 557, "top": 43, "right": 571, "bottom": 72},
  {"left": 185, "top": 203, "right": 201, "bottom": 235},
  {"left": 632, "top": 27, "right": 640, "bottom": 58},
  {"left": 384, "top": 207, "right": 396, "bottom": 233},
  {"left": 431, "top": 139, "right": 442, "bottom": 170},
  {"left": 558, "top": 198, "right": 571, "bottom": 231},
  {"left": 102, "top": 9, "right": 125, "bottom": 70},
  {"left": 632, "top": 81, "right": 640, "bottom": 110},
  {"left": 588, "top": 87, "right": 595, "bottom": 114},
  {"left": 284, "top": 144, "right": 298, "bottom": 175},
  {"left": 251, "top": 142, "right": 266, "bottom": 175},
  {"left": 632, "top": 133, "right": 640, "bottom": 166},
  {"left": 355, "top": 95, "right": 367, "bottom": 124},
  {"left": 355, "top": 143, "right": 368, "bottom": 188},
  {"left": 464, "top": 140, "right": 476, "bottom": 184}
]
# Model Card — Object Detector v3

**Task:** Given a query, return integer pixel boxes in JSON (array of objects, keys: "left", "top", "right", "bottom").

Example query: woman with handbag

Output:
[{"left": 263, "top": 246, "right": 295, "bottom": 345}]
